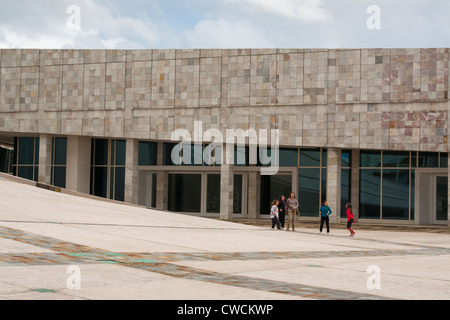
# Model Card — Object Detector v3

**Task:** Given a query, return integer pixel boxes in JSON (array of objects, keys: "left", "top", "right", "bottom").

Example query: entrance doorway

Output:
[{"left": 260, "top": 174, "right": 292, "bottom": 216}]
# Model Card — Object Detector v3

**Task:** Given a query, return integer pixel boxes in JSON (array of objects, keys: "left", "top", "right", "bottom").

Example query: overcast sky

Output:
[{"left": 0, "top": 0, "right": 449, "bottom": 49}]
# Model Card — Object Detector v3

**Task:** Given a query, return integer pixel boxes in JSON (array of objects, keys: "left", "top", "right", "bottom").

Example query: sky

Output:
[{"left": 0, "top": 0, "right": 449, "bottom": 49}]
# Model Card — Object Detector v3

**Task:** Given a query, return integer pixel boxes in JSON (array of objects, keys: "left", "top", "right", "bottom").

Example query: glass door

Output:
[{"left": 434, "top": 175, "right": 448, "bottom": 224}]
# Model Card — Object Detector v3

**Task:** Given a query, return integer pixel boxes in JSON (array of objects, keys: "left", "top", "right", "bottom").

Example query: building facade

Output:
[{"left": 0, "top": 48, "right": 449, "bottom": 226}]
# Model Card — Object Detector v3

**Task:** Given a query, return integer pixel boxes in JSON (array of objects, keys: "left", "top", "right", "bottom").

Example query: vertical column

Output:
[
  {"left": 156, "top": 142, "right": 168, "bottom": 210},
  {"left": 327, "top": 148, "right": 341, "bottom": 223},
  {"left": 351, "top": 149, "right": 360, "bottom": 221},
  {"left": 220, "top": 164, "right": 234, "bottom": 220},
  {"left": 66, "top": 136, "right": 91, "bottom": 194},
  {"left": 124, "top": 139, "right": 138, "bottom": 204},
  {"left": 247, "top": 170, "right": 261, "bottom": 219},
  {"left": 38, "top": 134, "right": 52, "bottom": 185}
]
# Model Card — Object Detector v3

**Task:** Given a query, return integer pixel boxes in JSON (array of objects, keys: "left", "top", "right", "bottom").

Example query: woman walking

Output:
[
  {"left": 278, "top": 195, "right": 286, "bottom": 229},
  {"left": 319, "top": 200, "right": 332, "bottom": 234},
  {"left": 285, "top": 192, "right": 299, "bottom": 231},
  {"left": 270, "top": 200, "right": 281, "bottom": 230},
  {"left": 346, "top": 203, "right": 355, "bottom": 236}
]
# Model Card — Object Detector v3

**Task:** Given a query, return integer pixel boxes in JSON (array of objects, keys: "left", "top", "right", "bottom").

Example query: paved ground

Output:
[{"left": 1, "top": 175, "right": 450, "bottom": 301}]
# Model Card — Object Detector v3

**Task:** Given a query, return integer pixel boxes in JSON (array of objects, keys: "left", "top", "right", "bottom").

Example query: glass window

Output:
[
  {"left": 53, "top": 138, "right": 67, "bottom": 165},
  {"left": 233, "top": 174, "right": 243, "bottom": 214},
  {"left": 18, "top": 166, "right": 34, "bottom": 181},
  {"left": 168, "top": 174, "right": 201, "bottom": 212},
  {"left": 234, "top": 146, "right": 248, "bottom": 166},
  {"left": 341, "top": 168, "right": 351, "bottom": 218},
  {"left": 440, "top": 153, "right": 448, "bottom": 168},
  {"left": 18, "top": 137, "right": 36, "bottom": 165},
  {"left": 93, "top": 167, "right": 108, "bottom": 198},
  {"left": 418, "top": 152, "right": 439, "bottom": 168},
  {"left": 206, "top": 174, "right": 220, "bottom": 213},
  {"left": 52, "top": 166, "right": 66, "bottom": 188},
  {"left": 300, "top": 149, "right": 321, "bottom": 167},
  {"left": 410, "top": 170, "right": 415, "bottom": 220},
  {"left": 360, "top": 150, "right": 381, "bottom": 168},
  {"left": 382, "top": 170, "right": 410, "bottom": 220},
  {"left": 163, "top": 143, "right": 179, "bottom": 165},
  {"left": 94, "top": 139, "right": 108, "bottom": 166},
  {"left": 279, "top": 148, "right": 298, "bottom": 167},
  {"left": 359, "top": 169, "right": 381, "bottom": 219},
  {"left": 138, "top": 141, "right": 157, "bottom": 166},
  {"left": 114, "top": 167, "right": 125, "bottom": 201},
  {"left": 341, "top": 150, "right": 352, "bottom": 168},
  {"left": 204, "top": 144, "right": 222, "bottom": 166},
  {"left": 114, "top": 140, "right": 126, "bottom": 166},
  {"left": 383, "top": 151, "right": 410, "bottom": 168},
  {"left": 298, "top": 168, "right": 321, "bottom": 216}
]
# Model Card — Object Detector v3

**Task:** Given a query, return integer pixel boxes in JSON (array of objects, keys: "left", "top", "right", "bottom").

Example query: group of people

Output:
[{"left": 270, "top": 192, "right": 356, "bottom": 237}]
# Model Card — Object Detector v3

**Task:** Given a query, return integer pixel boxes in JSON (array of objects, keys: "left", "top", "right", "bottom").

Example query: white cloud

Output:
[
  {"left": 222, "top": 0, "right": 333, "bottom": 22},
  {"left": 0, "top": 0, "right": 159, "bottom": 49},
  {"left": 183, "top": 19, "right": 273, "bottom": 48}
]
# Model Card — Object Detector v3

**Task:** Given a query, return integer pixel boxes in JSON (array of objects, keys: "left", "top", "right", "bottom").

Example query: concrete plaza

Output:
[{"left": 0, "top": 174, "right": 449, "bottom": 300}]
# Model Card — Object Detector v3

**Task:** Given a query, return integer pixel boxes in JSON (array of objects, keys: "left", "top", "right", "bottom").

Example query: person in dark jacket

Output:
[{"left": 277, "top": 195, "right": 286, "bottom": 229}]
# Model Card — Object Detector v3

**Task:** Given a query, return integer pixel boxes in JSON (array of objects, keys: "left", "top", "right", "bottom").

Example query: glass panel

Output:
[
  {"left": 53, "top": 138, "right": 67, "bottom": 166},
  {"left": 279, "top": 148, "right": 298, "bottom": 167},
  {"left": 341, "top": 150, "right": 352, "bottom": 168},
  {"left": 34, "top": 166, "right": 38, "bottom": 182},
  {"left": 440, "top": 153, "right": 448, "bottom": 168},
  {"left": 233, "top": 174, "right": 243, "bottom": 214},
  {"left": 18, "top": 137, "right": 35, "bottom": 165},
  {"left": 321, "top": 149, "right": 327, "bottom": 167},
  {"left": 115, "top": 140, "right": 126, "bottom": 166},
  {"left": 109, "top": 167, "right": 115, "bottom": 199},
  {"left": 52, "top": 166, "right": 66, "bottom": 188},
  {"left": 298, "top": 168, "right": 320, "bottom": 216},
  {"left": 360, "top": 150, "right": 381, "bottom": 168},
  {"left": 261, "top": 175, "right": 292, "bottom": 216},
  {"left": 93, "top": 167, "right": 108, "bottom": 198},
  {"left": 383, "top": 151, "right": 410, "bottom": 168},
  {"left": 204, "top": 144, "right": 222, "bottom": 166},
  {"left": 411, "top": 170, "right": 415, "bottom": 220},
  {"left": 138, "top": 142, "right": 157, "bottom": 166},
  {"left": 234, "top": 146, "right": 248, "bottom": 166},
  {"left": 34, "top": 138, "right": 39, "bottom": 166},
  {"left": 340, "top": 168, "right": 351, "bottom": 218},
  {"left": 114, "top": 167, "right": 125, "bottom": 202},
  {"left": 321, "top": 168, "right": 327, "bottom": 204},
  {"left": 418, "top": 152, "right": 439, "bottom": 168},
  {"left": 94, "top": 139, "right": 108, "bottom": 166},
  {"left": 151, "top": 173, "right": 157, "bottom": 208},
  {"left": 18, "top": 166, "right": 34, "bottom": 180},
  {"left": 163, "top": 143, "right": 179, "bottom": 165},
  {"left": 168, "top": 174, "right": 201, "bottom": 212},
  {"left": 300, "top": 149, "right": 320, "bottom": 167},
  {"left": 359, "top": 169, "right": 381, "bottom": 219},
  {"left": 382, "top": 169, "right": 410, "bottom": 220},
  {"left": 436, "top": 176, "right": 448, "bottom": 221},
  {"left": 206, "top": 174, "right": 220, "bottom": 213},
  {"left": 190, "top": 144, "right": 204, "bottom": 166}
]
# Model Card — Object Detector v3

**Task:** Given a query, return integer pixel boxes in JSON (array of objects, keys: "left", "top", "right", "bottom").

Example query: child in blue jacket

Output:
[{"left": 319, "top": 200, "right": 332, "bottom": 234}]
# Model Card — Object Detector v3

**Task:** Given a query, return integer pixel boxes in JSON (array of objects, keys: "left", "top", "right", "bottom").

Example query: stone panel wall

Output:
[{"left": 0, "top": 48, "right": 448, "bottom": 152}]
